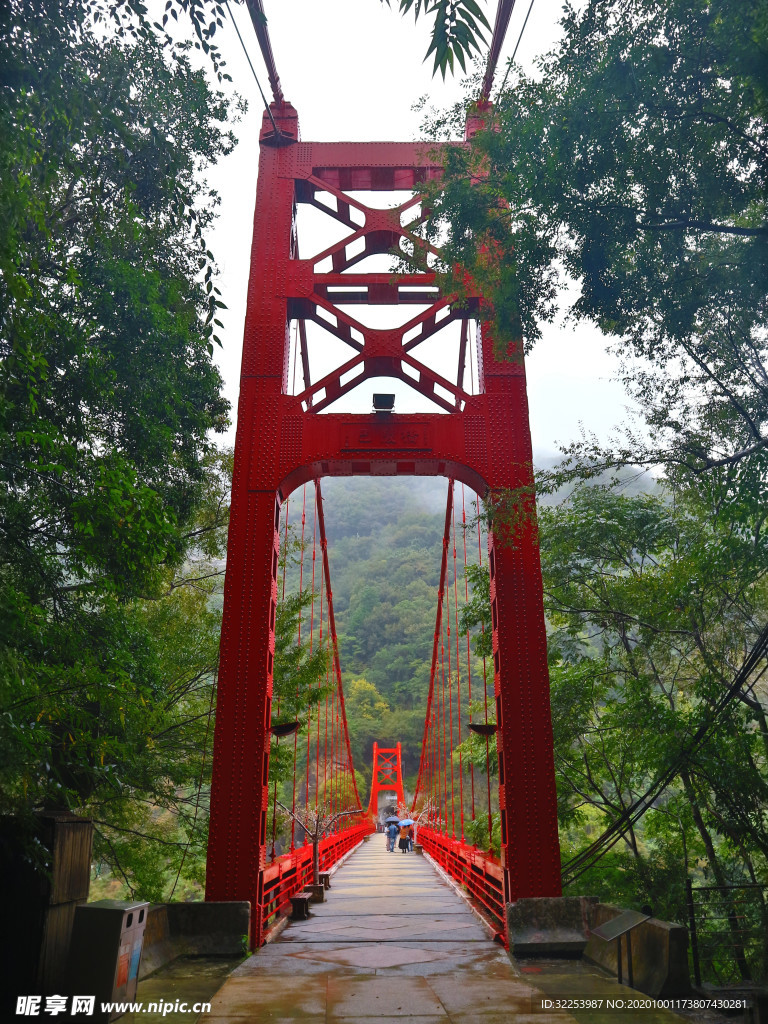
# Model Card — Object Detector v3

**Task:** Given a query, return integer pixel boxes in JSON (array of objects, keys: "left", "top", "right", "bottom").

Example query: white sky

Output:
[{"left": 203, "top": 0, "right": 630, "bottom": 456}]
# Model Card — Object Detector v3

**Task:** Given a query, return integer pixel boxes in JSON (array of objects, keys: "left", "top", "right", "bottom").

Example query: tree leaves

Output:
[
  {"left": 0, "top": 2, "right": 235, "bottom": 897},
  {"left": 1, "top": 5, "right": 233, "bottom": 604},
  {"left": 422, "top": 0, "right": 768, "bottom": 482},
  {"left": 539, "top": 479, "right": 768, "bottom": 914},
  {"left": 382, "top": 0, "right": 490, "bottom": 77}
]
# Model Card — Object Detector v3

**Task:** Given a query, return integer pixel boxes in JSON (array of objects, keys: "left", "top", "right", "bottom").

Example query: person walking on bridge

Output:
[
  {"left": 398, "top": 824, "right": 410, "bottom": 854},
  {"left": 386, "top": 821, "right": 398, "bottom": 853}
]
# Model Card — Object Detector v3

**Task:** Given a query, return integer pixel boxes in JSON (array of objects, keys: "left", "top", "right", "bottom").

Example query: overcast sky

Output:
[{"left": 202, "top": 0, "right": 630, "bottom": 456}]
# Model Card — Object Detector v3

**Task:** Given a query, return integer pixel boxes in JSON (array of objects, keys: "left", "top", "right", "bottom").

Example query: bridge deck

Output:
[{"left": 206, "top": 838, "right": 684, "bottom": 1023}]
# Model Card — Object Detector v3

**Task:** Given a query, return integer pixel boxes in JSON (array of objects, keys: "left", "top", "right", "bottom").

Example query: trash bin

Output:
[{"left": 67, "top": 900, "right": 149, "bottom": 1022}]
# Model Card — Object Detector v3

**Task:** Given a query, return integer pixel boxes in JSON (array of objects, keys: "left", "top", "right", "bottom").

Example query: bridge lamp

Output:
[
  {"left": 271, "top": 720, "right": 301, "bottom": 737},
  {"left": 372, "top": 393, "right": 395, "bottom": 415},
  {"left": 468, "top": 722, "right": 497, "bottom": 736}
]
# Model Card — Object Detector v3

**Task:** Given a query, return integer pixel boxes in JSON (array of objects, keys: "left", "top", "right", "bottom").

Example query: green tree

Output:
[
  {"left": 6, "top": 451, "right": 233, "bottom": 902},
  {"left": 1, "top": 5, "right": 232, "bottom": 625},
  {"left": 345, "top": 677, "right": 390, "bottom": 723},
  {"left": 0, "top": 3, "right": 235, "bottom": 897},
  {"left": 421, "top": 0, "right": 768, "bottom": 487},
  {"left": 540, "top": 483, "right": 768, "bottom": 920}
]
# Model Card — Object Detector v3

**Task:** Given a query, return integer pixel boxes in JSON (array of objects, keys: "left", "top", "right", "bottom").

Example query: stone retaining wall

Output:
[
  {"left": 584, "top": 902, "right": 690, "bottom": 997},
  {"left": 139, "top": 902, "right": 250, "bottom": 979},
  {"left": 505, "top": 897, "right": 691, "bottom": 999}
]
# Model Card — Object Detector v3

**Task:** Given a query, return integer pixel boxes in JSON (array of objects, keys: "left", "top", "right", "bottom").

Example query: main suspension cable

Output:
[
  {"left": 481, "top": 0, "right": 519, "bottom": 99},
  {"left": 315, "top": 479, "right": 365, "bottom": 812},
  {"left": 224, "top": 1, "right": 279, "bottom": 135},
  {"left": 244, "top": 0, "right": 285, "bottom": 103},
  {"left": 411, "top": 481, "right": 455, "bottom": 822}
]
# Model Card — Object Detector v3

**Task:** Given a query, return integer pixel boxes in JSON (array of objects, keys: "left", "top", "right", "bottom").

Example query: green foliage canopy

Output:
[
  {"left": 540, "top": 481, "right": 768, "bottom": 917},
  {"left": 1, "top": 1, "right": 235, "bottom": 898},
  {"left": 422, "top": 0, "right": 768, "bottom": 484}
]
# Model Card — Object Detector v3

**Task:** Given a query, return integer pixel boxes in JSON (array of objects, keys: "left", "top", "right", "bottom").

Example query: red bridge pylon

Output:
[
  {"left": 206, "top": 100, "right": 562, "bottom": 947},
  {"left": 367, "top": 742, "right": 406, "bottom": 817}
]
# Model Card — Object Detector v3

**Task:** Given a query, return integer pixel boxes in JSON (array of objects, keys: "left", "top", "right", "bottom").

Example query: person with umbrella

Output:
[{"left": 398, "top": 818, "right": 415, "bottom": 854}]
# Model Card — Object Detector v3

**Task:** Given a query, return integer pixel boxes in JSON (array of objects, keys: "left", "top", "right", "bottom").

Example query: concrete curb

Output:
[
  {"left": 262, "top": 836, "right": 368, "bottom": 944},
  {"left": 262, "top": 913, "right": 290, "bottom": 945},
  {"left": 327, "top": 837, "right": 367, "bottom": 880},
  {"left": 421, "top": 849, "right": 505, "bottom": 946}
]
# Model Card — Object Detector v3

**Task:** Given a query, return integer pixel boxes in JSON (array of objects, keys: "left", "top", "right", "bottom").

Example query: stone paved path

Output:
[{"left": 206, "top": 838, "right": 685, "bottom": 1023}]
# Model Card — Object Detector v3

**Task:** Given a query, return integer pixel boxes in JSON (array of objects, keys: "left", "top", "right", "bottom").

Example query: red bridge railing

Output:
[
  {"left": 417, "top": 827, "right": 505, "bottom": 942},
  {"left": 261, "top": 821, "right": 373, "bottom": 939}
]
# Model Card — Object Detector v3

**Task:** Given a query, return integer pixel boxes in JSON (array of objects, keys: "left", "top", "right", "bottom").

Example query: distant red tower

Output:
[
  {"left": 367, "top": 743, "right": 406, "bottom": 817},
  {"left": 206, "top": 101, "right": 561, "bottom": 944}
]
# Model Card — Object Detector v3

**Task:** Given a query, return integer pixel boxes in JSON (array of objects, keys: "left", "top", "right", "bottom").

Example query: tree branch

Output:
[{"left": 639, "top": 219, "right": 768, "bottom": 237}]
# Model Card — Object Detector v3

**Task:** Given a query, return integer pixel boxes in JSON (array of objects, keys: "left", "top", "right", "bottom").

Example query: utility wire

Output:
[
  {"left": 560, "top": 619, "right": 768, "bottom": 886},
  {"left": 224, "top": 0, "right": 279, "bottom": 136},
  {"left": 167, "top": 671, "right": 217, "bottom": 901},
  {"left": 497, "top": 0, "right": 535, "bottom": 95}
]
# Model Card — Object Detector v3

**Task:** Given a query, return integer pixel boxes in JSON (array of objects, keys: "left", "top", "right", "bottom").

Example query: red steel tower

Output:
[
  {"left": 205, "top": 101, "right": 561, "bottom": 943},
  {"left": 367, "top": 743, "right": 406, "bottom": 818}
]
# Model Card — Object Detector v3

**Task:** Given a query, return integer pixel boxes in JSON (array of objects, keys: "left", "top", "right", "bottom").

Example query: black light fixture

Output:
[
  {"left": 468, "top": 722, "right": 498, "bottom": 736},
  {"left": 372, "top": 393, "right": 395, "bottom": 415},
  {"left": 271, "top": 720, "right": 301, "bottom": 737}
]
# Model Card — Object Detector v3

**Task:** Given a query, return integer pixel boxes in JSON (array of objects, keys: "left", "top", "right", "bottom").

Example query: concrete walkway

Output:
[
  {"left": 206, "top": 838, "right": 572, "bottom": 1022},
  {"left": 205, "top": 838, "right": 684, "bottom": 1023}
]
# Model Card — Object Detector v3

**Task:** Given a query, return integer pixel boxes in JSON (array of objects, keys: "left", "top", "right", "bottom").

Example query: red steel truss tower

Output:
[
  {"left": 206, "top": 102, "right": 562, "bottom": 942},
  {"left": 367, "top": 743, "right": 406, "bottom": 818}
]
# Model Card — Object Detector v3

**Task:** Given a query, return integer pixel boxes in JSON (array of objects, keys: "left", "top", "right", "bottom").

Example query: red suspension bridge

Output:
[{"left": 205, "top": 0, "right": 561, "bottom": 949}]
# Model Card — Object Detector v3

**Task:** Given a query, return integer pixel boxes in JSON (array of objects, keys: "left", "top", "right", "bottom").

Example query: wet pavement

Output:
[
  {"left": 127, "top": 957, "right": 239, "bottom": 1023},
  {"left": 202, "top": 838, "right": 689, "bottom": 1022}
]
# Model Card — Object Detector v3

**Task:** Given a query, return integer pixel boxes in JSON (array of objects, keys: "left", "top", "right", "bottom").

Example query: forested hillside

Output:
[
  {"left": 303, "top": 465, "right": 657, "bottom": 793},
  {"left": 322, "top": 476, "right": 449, "bottom": 790}
]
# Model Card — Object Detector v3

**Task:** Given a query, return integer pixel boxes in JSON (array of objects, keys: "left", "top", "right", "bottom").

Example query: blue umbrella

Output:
[
  {"left": 398, "top": 818, "right": 415, "bottom": 827},
  {"left": 384, "top": 815, "right": 400, "bottom": 823}
]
